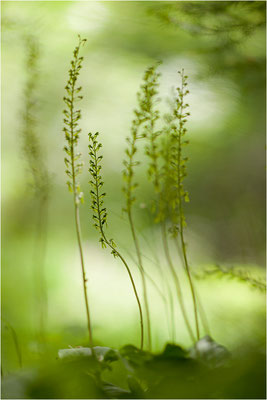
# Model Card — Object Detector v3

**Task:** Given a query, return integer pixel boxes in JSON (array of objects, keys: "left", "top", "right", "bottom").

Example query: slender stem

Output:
[
  {"left": 93, "top": 153, "right": 144, "bottom": 350},
  {"left": 176, "top": 72, "right": 200, "bottom": 341},
  {"left": 195, "top": 291, "right": 210, "bottom": 336},
  {"left": 102, "top": 233, "right": 144, "bottom": 350},
  {"left": 9, "top": 326, "right": 22, "bottom": 368},
  {"left": 140, "top": 226, "right": 175, "bottom": 342},
  {"left": 2, "top": 319, "right": 22, "bottom": 368},
  {"left": 123, "top": 247, "right": 167, "bottom": 304},
  {"left": 124, "top": 122, "right": 151, "bottom": 349},
  {"left": 167, "top": 282, "right": 176, "bottom": 343},
  {"left": 127, "top": 209, "right": 152, "bottom": 350},
  {"left": 178, "top": 222, "right": 200, "bottom": 340},
  {"left": 124, "top": 239, "right": 174, "bottom": 342},
  {"left": 161, "top": 221, "right": 196, "bottom": 342},
  {"left": 125, "top": 132, "right": 152, "bottom": 350},
  {"left": 74, "top": 203, "right": 94, "bottom": 349},
  {"left": 174, "top": 237, "right": 211, "bottom": 335},
  {"left": 176, "top": 179, "right": 200, "bottom": 340},
  {"left": 33, "top": 194, "right": 48, "bottom": 346},
  {"left": 70, "top": 59, "right": 93, "bottom": 349}
]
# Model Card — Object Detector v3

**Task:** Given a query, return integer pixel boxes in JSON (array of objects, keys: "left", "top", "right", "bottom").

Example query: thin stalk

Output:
[
  {"left": 122, "top": 240, "right": 175, "bottom": 342},
  {"left": 167, "top": 281, "right": 176, "bottom": 342},
  {"left": 123, "top": 66, "right": 161, "bottom": 351},
  {"left": 122, "top": 247, "right": 167, "bottom": 304},
  {"left": 98, "top": 229, "right": 144, "bottom": 350},
  {"left": 127, "top": 209, "right": 152, "bottom": 350},
  {"left": 174, "top": 70, "right": 200, "bottom": 341},
  {"left": 89, "top": 134, "right": 144, "bottom": 349},
  {"left": 22, "top": 34, "right": 50, "bottom": 346},
  {"left": 2, "top": 319, "right": 22, "bottom": 368},
  {"left": 136, "top": 222, "right": 175, "bottom": 341},
  {"left": 174, "top": 237, "right": 211, "bottom": 335},
  {"left": 176, "top": 154, "right": 200, "bottom": 340},
  {"left": 68, "top": 39, "right": 93, "bottom": 349},
  {"left": 124, "top": 133, "right": 152, "bottom": 349},
  {"left": 145, "top": 254, "right": 175, "bottom": 342},
  {"left": 161, "top": 221, "right": 196, "bottom": 342},
  {"left": 74, "top": 203, "right": 94, "bottom": 349},
  {"left": 139, "top": 64, "right": 179, "bottom": 344},
  {"left": 195, "top": 291, "right": 210, "bottom": 336},
  {"left": 178, "top": 219, "right": 200, "bottom": 340},
  {"left": 33, "top": 195, "right": 48, "bottom": 345}
]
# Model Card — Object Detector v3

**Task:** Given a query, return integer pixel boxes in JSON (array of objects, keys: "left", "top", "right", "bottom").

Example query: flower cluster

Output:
[
  {"left": 88, "top": 132, "right": 117, "bottom": 253},
  {"left": 123, "top": 64, "right": 161, "bottom": 212},
  {"left": 142, "top": 64, "right": 161, "bottom": 191},
  {"left": 169, "top": 69, "right": 191, "bottom": 232},
  {"left": 63, "top": 35, "right": 86, "bottom": 204},
  {"left": 22, "top": 34, "right": 50, "bottom": 200},
  {"left": 88, "top": 133, "right": 106, "bottom": 230},
  {"left": 154, "top": 70, "right": 191, "bottom": 235}
]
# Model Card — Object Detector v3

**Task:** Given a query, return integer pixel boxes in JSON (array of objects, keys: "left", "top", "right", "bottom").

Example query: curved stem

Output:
[
  {"left": 93, "top": 154, "right": 144, "bottom": 349},
  {"left": 161, "top": 221, "right": 196, "bottom": 342},
  {"left": 174, "top": 237, "right": 211, "bottom": 335},
  {"left": 124, "top": 238, "right": 174, "bottom": 342},
  {"left": 178, "top": 223, "right": 200, "bottom": 340},
  {"left": 127, "top": 209, "right": 152, "bottom": 350},
  {"left": 139, "top": 225, "right": 175, "bottom": 342},
  {"left": 122, "top": 246, "right": 167, "bottom": 305},
  {"left": 2, "top": 319, "right": 22, "bottom": 368},
  {"left": 101, "top": 231, "right": 144, "bottom": 350}
]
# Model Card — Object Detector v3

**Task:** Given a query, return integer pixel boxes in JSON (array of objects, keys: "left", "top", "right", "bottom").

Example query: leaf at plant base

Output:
[
  {"left": 1, "top": 370, "right": 37, "bottom": 399},
  {"left": 154, "top": 343, "right": 188, "bottom": 360},
  {"left": 101, "top": 381, "right": 132, "bottom": 399},
  {"left": 58, "top": 346, "right": 118, "bottom": 362},
  {"left": 127, "top": 375, "right": 146, "bottom": 398},
  {"left": 94, "top": 346, "right": 119, "bottom": 362},
  {"left": 189, "top": 335, "right": 230, "bottom": 367},
  {"left": 104, "top": 348, "right": 119, "bottom": 363},
  {"left": 26, "top": 359, "right": 103, "bottom": 399},
  {"left": 119, "top": 345, "right": 153, "bottom": 370}
]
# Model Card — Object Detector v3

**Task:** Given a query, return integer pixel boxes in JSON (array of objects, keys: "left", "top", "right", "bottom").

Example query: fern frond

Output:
[
  {"left": 123, "top": 63, "right": 160, "bottom": 212},
  {"left": 195, "top": 265, "right": 266, "bottom": 292}
]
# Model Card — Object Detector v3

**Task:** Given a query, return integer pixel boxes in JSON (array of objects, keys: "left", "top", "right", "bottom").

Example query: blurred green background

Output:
[{"left": 2, "top": 1, "right": 266, "bottom": 374}]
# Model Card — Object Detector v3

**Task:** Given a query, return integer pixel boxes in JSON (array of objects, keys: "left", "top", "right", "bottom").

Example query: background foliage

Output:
[{"left": 2, "top": 1, "right": 266, "bottom": 391}]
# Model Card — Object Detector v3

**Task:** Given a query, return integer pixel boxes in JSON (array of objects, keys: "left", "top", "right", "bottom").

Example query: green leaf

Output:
[
  {"left": 119, "top": 345, "right": 152, "bottom": 369},
  {"left": 101, "top": 381, "right": 131, "bottom": 399},
  {"left": 155, "top": 343, "right": 188, "bottom": 360},
  {"left": 184, "top": 192, "right": 190, "bottom": 202},
  {"left": 104, "top": 349, "right": 119, "bottom": 363},
  {"left": 127, "top": 375, "right": 145, "bottom": 399}
]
